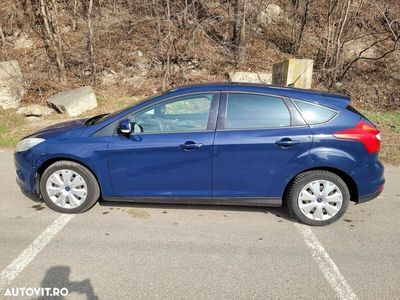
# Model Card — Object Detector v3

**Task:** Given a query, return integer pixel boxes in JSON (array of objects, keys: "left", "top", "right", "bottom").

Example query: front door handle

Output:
[
  {"left": 179, "top": 141, "right": 203, "bottom": 151},
  {"left": 275, "top": 138, "right": 300, "bottom": 147}
]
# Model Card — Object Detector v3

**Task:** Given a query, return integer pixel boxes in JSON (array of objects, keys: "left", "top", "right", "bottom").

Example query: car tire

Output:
[
  {"left": 286, "top": 170, "right": 350, "bottom": 226},
  {"left": 40, "top": 160, "right": 100, "bottom": 213}
]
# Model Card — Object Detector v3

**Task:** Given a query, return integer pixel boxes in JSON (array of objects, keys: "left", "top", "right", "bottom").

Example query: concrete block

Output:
[{"left": 272, "top": 59, "right": 313, "bottom": 89}]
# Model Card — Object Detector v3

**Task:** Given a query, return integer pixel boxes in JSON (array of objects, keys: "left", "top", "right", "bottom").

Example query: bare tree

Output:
[
  {"left": 319, "top": 0, "right": 400, "bottom": 87},
  {"left": 321, "top": 0, "right": 351, "bottom": 83},
  {"left": 232, "top": 0, "right": 246, "bottom": 64},
  {"left": 38, "top": 0, "right": 67, "bottom": 83},
  {"left": 0, "top": 1, "right": 12, "bottom": 56},
  {"left": 265, "top": 0, "right": 312, "bottom": 55},
  {"left": 87, "top": 0, "right": 96, "bottom": 84},
  {"left": 0, "top": 26, "right": 6, "bottom": 52},
  {"left": 72, "top": 0, "right": 78, "bottom": 31},
  {"left": 290, "top": 0, "right": 312, "bottom": 54}
]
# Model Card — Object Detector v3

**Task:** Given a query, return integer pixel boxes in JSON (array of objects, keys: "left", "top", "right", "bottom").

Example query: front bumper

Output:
[{"left": 14, "top": 150, "right": 39, "bottom": 196}]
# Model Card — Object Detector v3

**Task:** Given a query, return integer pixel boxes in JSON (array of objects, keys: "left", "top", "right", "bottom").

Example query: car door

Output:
[
  {"left": 107, "top": 92, "right": 219, "bottom": 198},
  {"left": 212, "top": 92, "right": 312, "bottom": 199}
]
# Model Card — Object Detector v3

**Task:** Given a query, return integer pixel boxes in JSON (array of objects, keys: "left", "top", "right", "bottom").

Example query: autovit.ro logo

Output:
[{"left": 4, "top": 287, "right": 69, "bottom": 297}]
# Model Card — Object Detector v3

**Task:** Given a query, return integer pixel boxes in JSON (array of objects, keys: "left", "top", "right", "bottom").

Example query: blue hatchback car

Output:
[{"left": 14, "top": 83, "right": 384, "bottom": 225}]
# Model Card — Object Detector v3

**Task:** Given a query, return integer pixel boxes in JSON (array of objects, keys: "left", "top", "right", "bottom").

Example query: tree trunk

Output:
[
  {"left": 87, "top": 0, "right": 96, "bottom": 84},
  {"left": 0, "top": 26, "right": 6, "bottom": 52},
  {"left": 293, "top": 0, "right": 311, "bottom": 54},
  {"left": 72, "top": 0, "right": 78, "bottom": 31},
  {"left": 39, "top": 0, "right": 67, "bottom": 83},
  {"left": 232, "top": 0, "right": 246, "bottom": 64}
]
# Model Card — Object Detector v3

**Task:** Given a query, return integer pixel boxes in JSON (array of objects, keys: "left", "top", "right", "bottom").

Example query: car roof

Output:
[{"left": 166, "top": 82, "right": 350, "bottom": 108}]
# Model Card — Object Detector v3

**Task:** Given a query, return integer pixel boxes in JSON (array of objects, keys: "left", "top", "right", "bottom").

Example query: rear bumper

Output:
[
  {"left": 352, "top": 159, "right": 385, "bottom": 203},
  {"left": 358, "top": 185, "right": 384, "bottom": 203}
]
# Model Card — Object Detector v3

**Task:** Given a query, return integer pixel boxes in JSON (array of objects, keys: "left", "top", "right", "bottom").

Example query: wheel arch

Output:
[
  {"left": 283, "top": 167, "right": 359, "bottom": 203},
  {"left": 36, "top": 157, "right": 102, "bottom": 197}
]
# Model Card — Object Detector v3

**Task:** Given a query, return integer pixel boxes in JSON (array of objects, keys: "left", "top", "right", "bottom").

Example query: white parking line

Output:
[
  {"left": 295, "top": 223, "right": 358, "bottom": 300},
  {"left": 0, "top": 214, "right": 73, "bottom": 292}
]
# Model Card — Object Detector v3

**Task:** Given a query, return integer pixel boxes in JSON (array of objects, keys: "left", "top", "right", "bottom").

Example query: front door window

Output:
[{"left": 130, "top": 94, "right": 213, "bottom": 133}]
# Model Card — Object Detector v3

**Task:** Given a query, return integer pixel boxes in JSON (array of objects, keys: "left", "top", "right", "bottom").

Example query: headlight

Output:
[{"left": 16, "top": 138, "right": 45, "bottom": 152}]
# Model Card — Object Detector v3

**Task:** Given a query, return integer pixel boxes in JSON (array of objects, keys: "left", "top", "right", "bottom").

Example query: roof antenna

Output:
[{"left": 287, "top": 61, "right": 313, "bottom": 88}]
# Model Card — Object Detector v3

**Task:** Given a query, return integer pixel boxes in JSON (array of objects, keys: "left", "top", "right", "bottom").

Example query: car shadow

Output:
[
  {"left": 98, "top": 200, "right": 294, "bottom": 222},
  {"left": 35, "top": 266, "right": 98, "bottom": 300},
  {"left": 19, "top": 189, "right": 295, "bottom": 223}
]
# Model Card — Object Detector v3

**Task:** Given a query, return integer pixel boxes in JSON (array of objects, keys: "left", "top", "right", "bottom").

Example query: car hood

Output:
[{"left": 26, "top": 118, "right": 88, "bottom": 139}]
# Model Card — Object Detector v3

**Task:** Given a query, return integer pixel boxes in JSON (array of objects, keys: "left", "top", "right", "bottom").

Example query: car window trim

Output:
[
  {"left": 111, "top": 91, "right": 221, "bottom": 136},
  {"left": 217, "top": 91, "right": 306, "bottom": 131}
]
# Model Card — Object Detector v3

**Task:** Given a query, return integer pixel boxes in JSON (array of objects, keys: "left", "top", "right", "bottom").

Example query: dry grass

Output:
[
  {"left": 363, "top": 111, "right": 400, "bottom": 165},
  {"left": 0, "top": 90, "right": 145, "bottom": 149},
  {"left": 0, "top": 109, "right": 26, "bottom": 148}
]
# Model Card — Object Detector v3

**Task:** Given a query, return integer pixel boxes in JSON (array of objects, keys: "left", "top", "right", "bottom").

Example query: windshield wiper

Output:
[{"left": 85, "top": 113, "right": 109, "bottom": 126}]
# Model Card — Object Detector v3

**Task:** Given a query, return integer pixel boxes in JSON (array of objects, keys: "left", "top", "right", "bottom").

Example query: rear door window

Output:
[
  {"left": 225, "top": 93, "right": 291, "bottom": 129},
  {"left": 294, "top": 100, "right": 337, "bottom": 125}
]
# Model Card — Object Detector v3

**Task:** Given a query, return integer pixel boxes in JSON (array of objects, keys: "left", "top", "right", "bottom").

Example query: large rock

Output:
[
  {"left": 47, "top": 86, "right": 97, "bottom": 117},
  {"left": 17, "top": 104, "right": 54, "bottom": 117},
  {"left": 257, "top": 4, "right": 281, "bottom": 25},
  {"left": 229, "top": 71, "right": 272, "bottom": 84},
  {"left": 0, "top": 61, "right": 26, "bottom": 109}
]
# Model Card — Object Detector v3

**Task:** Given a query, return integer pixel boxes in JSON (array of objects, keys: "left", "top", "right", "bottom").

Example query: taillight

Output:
[{"left": 333, "top": 120, "right": 381, "bottom": 154}]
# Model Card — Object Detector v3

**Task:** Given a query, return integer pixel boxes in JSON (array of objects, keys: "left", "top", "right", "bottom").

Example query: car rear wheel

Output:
[
  {"left": 286, "top": 170, "right": 350, "bottom": 226},
  {"left": 40, "top": 161, "right": 100, "bottom": 213}
]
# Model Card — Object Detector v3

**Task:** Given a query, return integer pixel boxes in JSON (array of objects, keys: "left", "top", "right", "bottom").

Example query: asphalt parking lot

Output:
[{"left": 0, "top": 150, "right": 399, "bottom": 299}]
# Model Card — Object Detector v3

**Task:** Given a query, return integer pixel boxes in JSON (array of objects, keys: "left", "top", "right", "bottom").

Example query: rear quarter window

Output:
[{"left": 294, "top": 100, "right": 337, "bottom": 125}]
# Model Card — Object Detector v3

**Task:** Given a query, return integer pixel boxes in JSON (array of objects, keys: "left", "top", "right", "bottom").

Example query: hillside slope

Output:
[{"left": 0, "top": 0, "right": 399, "bottom": 162}]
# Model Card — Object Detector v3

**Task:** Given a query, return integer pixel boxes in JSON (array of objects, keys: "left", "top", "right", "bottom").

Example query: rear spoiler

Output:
[{"left": 321, "top": 92, "right": 351, "bottom": 108}]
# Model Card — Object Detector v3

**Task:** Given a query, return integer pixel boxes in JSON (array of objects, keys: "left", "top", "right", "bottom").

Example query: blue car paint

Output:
[
  {"left": 14, "top": 83, "right": 384, "bottom": 205},
  {"left": 107, "top": 132, "right": 214, "bottom": 197},
  {"left": 212, "top": 126, "right": 313, "bottom": 197}
]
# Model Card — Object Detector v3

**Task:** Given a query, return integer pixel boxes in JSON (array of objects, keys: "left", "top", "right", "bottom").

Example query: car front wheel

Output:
[
  {"left": 40, "top": 160, "right": 100, "bottom": 213},
  {"left": 286, "top": 170, "right": 350, "bottom": 226}
]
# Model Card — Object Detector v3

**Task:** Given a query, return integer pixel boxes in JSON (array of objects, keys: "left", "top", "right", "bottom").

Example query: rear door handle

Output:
[
  {"left": 179, "top": 141, "right": 203, "bottom": 151},
  {"left": 275, "top": 138, "right": 300, "bottom": 147}
]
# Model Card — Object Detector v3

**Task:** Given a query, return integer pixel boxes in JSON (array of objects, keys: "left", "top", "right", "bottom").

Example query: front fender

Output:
[{"left": 32, "top": 136, "right": 113, "bottom": 197}]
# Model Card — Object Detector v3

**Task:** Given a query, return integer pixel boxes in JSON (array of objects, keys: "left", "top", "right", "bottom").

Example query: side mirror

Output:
[{"left": 118, "top": 119, "right": 131, "bottom": 134}]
